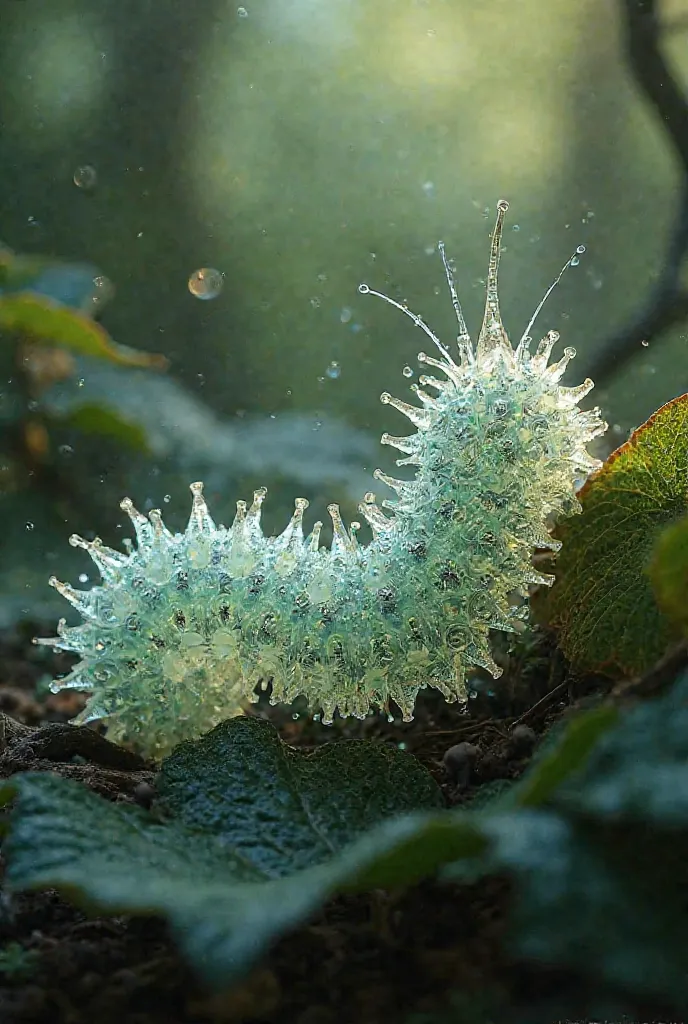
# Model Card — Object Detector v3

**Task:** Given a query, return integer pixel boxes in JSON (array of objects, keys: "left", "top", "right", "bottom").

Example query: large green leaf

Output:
[
  {"left": 4, "top": 690, "right": 688, "bottom": 1007},
  {"left": 0, "top": 717, "right": 461, "bottom": 986},
  {"left": 545, "top": 395, "right": 688, "bottom": 674},
  {"left": 0, "top": 292, "right": 167, "bottom": 369}
]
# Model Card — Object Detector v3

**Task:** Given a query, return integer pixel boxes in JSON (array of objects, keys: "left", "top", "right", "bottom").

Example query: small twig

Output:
[{"left": 585, "top": 0, "right": 688, "bottom": 388}]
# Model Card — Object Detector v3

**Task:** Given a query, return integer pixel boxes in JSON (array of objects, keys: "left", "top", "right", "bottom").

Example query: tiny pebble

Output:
[
  {"left": 508, "top": 723, "right": 537, "bottom": 754},
  {"left": 443, "top": 741, "right": 479, "bottom": 785},
  {"left": 132, "top": 780, "right": 156, "bottom": 807}
]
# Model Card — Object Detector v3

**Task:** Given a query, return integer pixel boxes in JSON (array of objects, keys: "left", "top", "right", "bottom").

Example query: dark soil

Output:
[{"left": 0, "top": 621, "right": 662, "bottom": 1024}]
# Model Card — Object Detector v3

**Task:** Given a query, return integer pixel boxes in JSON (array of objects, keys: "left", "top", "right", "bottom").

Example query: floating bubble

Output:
[
  {"left": 325, "top": 361, "right": 341, "bottom": 379},
  {"left": 25, "top": 522, "right": 34, "bottom": 531},
  {"left": 340, "top": 307, "right": 352, "bottom": 324},
  {"left": 237, "top": 5, "right": 248, "bottom": 16},
  {"left": 402, "top": 365, "right": 414, "bottom": 378},
  {"left": 79, "top": 573, "right": 89, "bottom": 583},
  {"left": 188, "top": 267, "right": 223, "bottom": 300},
  {"left": 73, "top": 165, "right": 97, "bottom": 190}
]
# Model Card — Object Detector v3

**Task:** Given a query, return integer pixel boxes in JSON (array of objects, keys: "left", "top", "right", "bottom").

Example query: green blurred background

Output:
[{"left": 0, "top": 0, "right": 686, "bottom": 624}]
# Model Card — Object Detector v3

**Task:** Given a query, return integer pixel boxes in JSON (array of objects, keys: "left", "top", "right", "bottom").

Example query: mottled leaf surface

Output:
[
  {"left": 545, "top": 395, "right": 688, "bottom": 674},
  {"left": 156, "top": 716, "right": 444, "bottom": 876},
  {"left": 4, "top": 689, "right": 688, "bottom": 1006},
  {"left": 0, "top": 717, "right": 453, "bottom": 985}
]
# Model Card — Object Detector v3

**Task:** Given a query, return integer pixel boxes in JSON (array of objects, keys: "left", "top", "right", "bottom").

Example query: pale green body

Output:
[{"left": 39, "top": 204, "right": 606, "bottom": 758}]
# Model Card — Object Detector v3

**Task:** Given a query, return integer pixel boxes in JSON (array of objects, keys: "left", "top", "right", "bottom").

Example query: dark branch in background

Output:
[{"left": 583, "top": 0, "right": 688, "bottom": 389}]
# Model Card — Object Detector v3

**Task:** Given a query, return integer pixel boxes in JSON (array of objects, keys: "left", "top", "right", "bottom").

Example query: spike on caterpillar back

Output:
[{"left": 36, "top": 201, "right": 607, "bottom": 759}]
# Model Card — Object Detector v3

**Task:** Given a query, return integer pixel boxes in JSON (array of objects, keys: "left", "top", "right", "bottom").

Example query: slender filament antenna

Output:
[
  {"left": 358, "top": 283, "right": 455, "bottom": 365},
  {"left": 438, "top": 241, "right": 473, "bottom": 362},
  {"left": 517, "top": 244, "right": 586, "bottom": 353}
]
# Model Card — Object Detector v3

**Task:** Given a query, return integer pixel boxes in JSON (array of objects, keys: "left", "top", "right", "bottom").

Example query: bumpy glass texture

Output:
[{"left": 37, "top": 203, "right": 607, "bottom": 759}]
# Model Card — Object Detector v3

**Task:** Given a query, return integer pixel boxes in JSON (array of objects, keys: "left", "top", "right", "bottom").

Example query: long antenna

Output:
[
  {"left": 357, "top": 283, "right": 455, "bottom": 364},
  {"left": 438, "top": 241, "right": 472, "bottom": 362},
  {"left": 517, "top": 244, "right": 586, "bottom": 353}
]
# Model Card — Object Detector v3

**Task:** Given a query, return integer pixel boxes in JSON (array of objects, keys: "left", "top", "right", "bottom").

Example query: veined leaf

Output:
[{"left": 544, "top": 394, "right": 688, "bottom": 674}]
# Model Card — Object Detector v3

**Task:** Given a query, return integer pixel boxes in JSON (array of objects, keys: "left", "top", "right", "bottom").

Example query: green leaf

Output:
[
  {"left": 649, "top": 513, "right": 688, "bottom": 633},
  {"left": 544, "top": 394, "right": 688, "bottom": 674},
  {"left": 512, "top": 703, "right": 619, "bottom": 808},
  {"left": 1, "top": 717, "right": 462, "bottom": 986},
  {"left": 0, "top": 293, "right": 167, "bottom": 369},
  {"left": 56, "top": 403, "right": 151, "bottom": 455},
  {"left": 156, "top": 716, "right": 444, "bottom": 873},
  {"left": 497, "top": 670, "right": 688, "bottom": 1006}
]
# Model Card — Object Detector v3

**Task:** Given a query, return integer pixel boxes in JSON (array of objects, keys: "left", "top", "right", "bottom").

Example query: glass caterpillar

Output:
[{"left": 36, "top": 201, "right": 607, "bottom": 759}]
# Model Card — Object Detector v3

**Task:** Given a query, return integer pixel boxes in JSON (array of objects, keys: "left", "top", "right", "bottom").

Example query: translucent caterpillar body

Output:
[{"left": 38, "top": 202, "right": 607, "bottom": 759}]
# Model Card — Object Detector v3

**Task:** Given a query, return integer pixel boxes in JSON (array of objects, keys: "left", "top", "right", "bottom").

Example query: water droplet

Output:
[
  {"left": 78, "top": 573, "right": 89, "bottom": 583},
  {"left": 92, "top": 274, "right": 114, "bottom": 311},
  {"left": 188, "top": 267, "right": 223, "bottom": 300},
  {"left": 340, "top": 306, "right": 352, "bottom": 323},
  {"left": 25, "top": 522, "right": 34, "bottom": 531},
  {"left": 164, "top": 494, "right": 171, "bottom": 502},
  {"left": 402, "top": 365, "right": 413, "bottom": 378},
  {"left": 325, "top": 360, "right": 340, "bottom": 379},
  {"left": 237, "top": 5, "right": 248, "bottom": 15},
  {"left": 73, "top": 165, "right": 97, "bottom": 190}
]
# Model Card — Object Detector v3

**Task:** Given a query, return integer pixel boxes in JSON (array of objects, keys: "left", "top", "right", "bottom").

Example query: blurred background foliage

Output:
[{"left": 0, "top": 0, "right": 687, "bottom": 626}]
